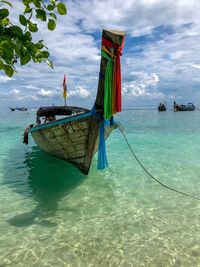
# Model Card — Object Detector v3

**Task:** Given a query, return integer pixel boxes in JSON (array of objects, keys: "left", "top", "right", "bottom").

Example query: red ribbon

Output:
[
  {"left": 102, "top": 36, "right": 125, "bottom": 112},
  {"left": 63, "top": 74, "right": 67, "bottom": 88}
]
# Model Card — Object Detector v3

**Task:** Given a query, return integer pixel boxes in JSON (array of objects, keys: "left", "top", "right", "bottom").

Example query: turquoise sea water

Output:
[{"left": 1, "top": 108, "right": 200, "bottom": 266}]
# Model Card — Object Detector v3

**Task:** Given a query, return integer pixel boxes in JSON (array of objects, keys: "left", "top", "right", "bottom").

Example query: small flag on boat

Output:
[{"left": 63, "top": 74, "right": 67, "bottom": 98}]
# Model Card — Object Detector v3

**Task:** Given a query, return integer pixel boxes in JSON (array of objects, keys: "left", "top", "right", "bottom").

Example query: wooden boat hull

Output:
[
  {"left": 30, "top": 112, "right": 116, "bottom": 174},
  {"left": 10, "top": 107, "right": 27, "bottom": 111},
  {"left": 158, "top": 106, "right": 166, "bottom": 111},
  {"left": 175, "top": 106, "right": 195, "bottom": 111},
  {"left": 173, "top": 102, "right": 195, "bottom": 112}
]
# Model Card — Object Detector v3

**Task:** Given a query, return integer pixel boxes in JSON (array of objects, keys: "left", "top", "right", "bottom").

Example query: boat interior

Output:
[{"left": 36, "top": 106, "right": 90, "bottom": 125}]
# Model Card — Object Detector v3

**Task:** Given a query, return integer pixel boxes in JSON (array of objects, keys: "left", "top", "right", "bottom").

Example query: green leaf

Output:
[
  {"left": 26, "top": 42, "right": 34, "bottom": 55},
  {"left": 24, "top": 31, "right": 32, "bottom": 40},
  {"left": 0, "top": 46, "right": 3, "bottom": 57},
  {"left": 2, "top": 17, "right": 9, "bottom": 25},
  {"left": 10, "top": 26, "right": 23, "bottom": 38},
  {"left": 41, "top": 50, "right": 49, "bottom": 58},
  {"left": 50, "top": 0, "right": 56, "bottom": 4},
  {"left": 45, "top": 59, "right": 53, "bottom": 69},
  {"left": 0, "top": 1, "right": 13, "bottom": 7},
  {"left": 57, "top": 2, "right": 67, "bottom": 15},
  {"left": 20, "top": 54, "right": 31, "bottom": 65},
  {"left": 33, "top": 0, "right": 41, "bottom": 8},
  {"left": 14, "top": 39, "right": 22, "bottom": 55},
  {"left": 0, "top": 25, "right": 3, "bottom": 35},
  {"left": 47, "top": 4, "right": 54, "bottom": 11},
  {"left": 0, "top": 40, "right": 13, "bottom": 61},
  {"left": 36, "top": 8, "right": 46, "bottom": 21},
  {"left": 1, "top": 40, "right": 11, "bottom": 48},
  {"left": 1, "top": 39, "right": 12, "bottom": 48},
  {"left": 19, "top": 15, "right": 27, "bottom": 26},
  {"left": 49, "top": 12, "right": 57, "bottom": 20},
  {"left": 28, "top": 21, "right": 38, "bottom": 32},
  {"left": 35, "top": 42, "right": 43, "bottom": 49},
  {"left": 0, "top": 8, "right": 9, "bottom": 19},
  {"left": 32, "top": 55, "right": 37, "bottom": 63},
  {"left": 47, "top": 19, "right": 56, "bottom": 31},
  {"left": 3, "top": 64, "right": 14, "bottom": 77},
  {"left": 24, "top": 6, "right": 32, "bottom": 13},
  {"left": 23, "top": 0, "right": 31, "bottom": 6},
  {"left": 0, "top": 59, "right": 3, "bottom": 68},
  {"left": 35, "top": 54, "right": 43, "bottom": 62}
]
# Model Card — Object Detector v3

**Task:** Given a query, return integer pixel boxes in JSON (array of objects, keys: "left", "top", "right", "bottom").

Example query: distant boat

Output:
[
  {"left": 9, "top": 107, "right": 27, "bottom": 111},
  {"left": 173, "top": 101, "right": 196, "bottom": 112},
  {"left": 23, "top": 29, "right": 126, "bottom": 175},
  {"left": 158, "top": 103, "right": 166, "bottom": 112}
]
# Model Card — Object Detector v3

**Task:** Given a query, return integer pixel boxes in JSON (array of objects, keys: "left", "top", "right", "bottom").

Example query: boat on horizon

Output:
[
  {"left": 158, "top": 102, "right": 166, "bottom": 112},
  {"left": 173, "top": 101, "right": 196, "bottom": 112},
  {"left": 10, "top": 107, "right": 28, "bottom": 111},
  {"left": 23, "top": 29, "right": 126, "bottom": 175}
]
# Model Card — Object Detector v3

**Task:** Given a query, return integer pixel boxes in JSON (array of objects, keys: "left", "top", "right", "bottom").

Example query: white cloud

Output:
[
  {"left": 123, "top": 72, "right": 162, "bottom": 99},
  {"left": 22, "top": 85, "right": 40, "bottom": 90},
  {"left": 0, "top": 75, "right": 13, "bottom": 83},
  {"left": 10, "top": 89, "right": 20, "bottom": 95},
  {"left": 37, "top": 89, "right": 60, "bottom": 98},
  {"left": 191, "top": 64, "right": 200, "bottom": 70},
  {"left": 169, "top": 50, "right": 191, "bottom": 60},
  {"left": 69, "top": 86, "right": 91, "bottom": 99}
]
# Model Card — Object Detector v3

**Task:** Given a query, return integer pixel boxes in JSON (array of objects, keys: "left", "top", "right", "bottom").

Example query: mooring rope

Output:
[{"left": 118, "top": 122, "right": 200, "bottom": 201}]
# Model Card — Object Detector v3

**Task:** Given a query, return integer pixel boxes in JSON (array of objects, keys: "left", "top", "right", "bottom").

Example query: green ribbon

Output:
[{"left": 101, "top": 50, "right": 114, "bottom": 120}]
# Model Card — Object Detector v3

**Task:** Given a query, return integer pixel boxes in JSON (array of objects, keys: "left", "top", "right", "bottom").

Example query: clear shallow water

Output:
[{"left": 1, "top": 109, "right": 200, "bottom": 266}]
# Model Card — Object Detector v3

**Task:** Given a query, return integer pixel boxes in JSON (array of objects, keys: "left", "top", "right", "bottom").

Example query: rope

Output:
[{"left": 118, "top": 122, "right": 200, "bottom": 201}]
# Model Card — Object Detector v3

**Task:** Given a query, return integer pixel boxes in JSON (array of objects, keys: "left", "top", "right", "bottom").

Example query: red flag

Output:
[{"left": 63, "top": 74, "right": 67, "bottom": 98}]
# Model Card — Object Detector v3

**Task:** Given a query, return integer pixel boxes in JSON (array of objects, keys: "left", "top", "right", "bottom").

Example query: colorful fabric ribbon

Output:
[
  {"left": 97, "top": 119, "right": 108, "bottom": 170},
  {"left": 63, "top": 74, "right": 67, "bottom": 98},
  {"left": 102, "top": 36, "right": 125, "bottom": 118},
  {"left": 97, "top": 34, "right": 125, "bottom": 170},
  {"left": 101, "top": 50, "right": 114, "bottom": 120}
]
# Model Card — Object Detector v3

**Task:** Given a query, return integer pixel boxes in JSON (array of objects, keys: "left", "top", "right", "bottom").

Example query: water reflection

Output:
[{"left": 4, "top": 146, "right": 86, "bottom": 227}]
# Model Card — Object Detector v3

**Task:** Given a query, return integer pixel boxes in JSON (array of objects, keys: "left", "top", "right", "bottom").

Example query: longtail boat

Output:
[
  {"left": 10, "top": 107, "right": 28, "bottom": 111},
  {"left": 173, "top": 101, "right": 196, "bottom": 112},
  {"left": 24, "top": 29, "right": 126, "bottom": 174},
  {"left": 158, "top": 103, "right": 166, "bottom": 111}
]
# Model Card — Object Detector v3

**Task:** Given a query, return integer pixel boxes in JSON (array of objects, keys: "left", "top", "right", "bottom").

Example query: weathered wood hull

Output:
[
  {"left": 158, "top": 106, "right": 166, "bottom": 111},
  {"left": 175, "top": 106, "right": 195, "bottom": 111},
  {"left": 30, "top": 112, "right": 116, "bottom": 174},
  {"left": 10, "top": 107, "right": 27, "bottom": 111}
]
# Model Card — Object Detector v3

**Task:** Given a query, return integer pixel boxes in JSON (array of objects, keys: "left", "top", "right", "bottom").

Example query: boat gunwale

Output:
[{"left": 30, "top": 111, "right": 93, "bottom": 132}]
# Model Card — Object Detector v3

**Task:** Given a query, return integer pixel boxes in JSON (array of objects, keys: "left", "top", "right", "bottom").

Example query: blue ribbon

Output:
[
  {"left": 91, "top": 105, "right": 108, "bottom": 170},
  {"left": 97, "top": 119, "right": 108, "bottom": 170}
]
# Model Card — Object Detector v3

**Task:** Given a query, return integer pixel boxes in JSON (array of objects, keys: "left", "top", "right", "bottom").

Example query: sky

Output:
[{"left": 1, "top": 0, "right": 200, "bottom": 109}]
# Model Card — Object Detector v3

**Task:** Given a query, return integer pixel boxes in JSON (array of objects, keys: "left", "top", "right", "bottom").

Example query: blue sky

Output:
[{"left": 1, "top": 0, "right": 200, "bottom": 108}]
